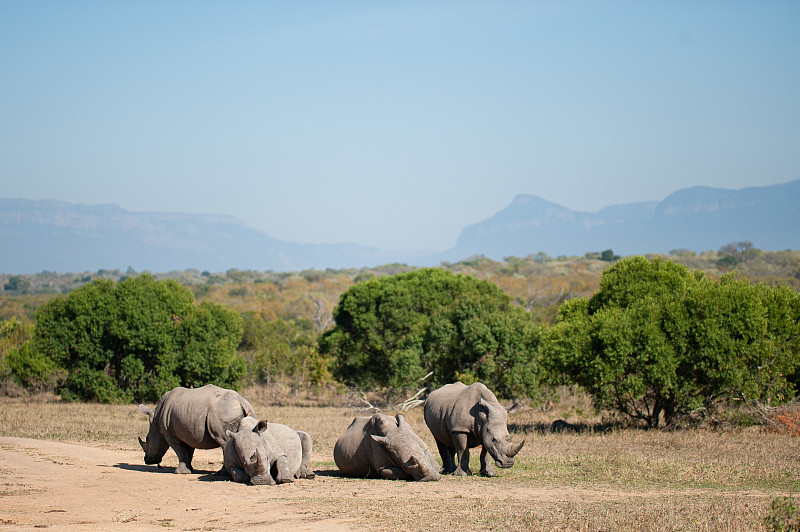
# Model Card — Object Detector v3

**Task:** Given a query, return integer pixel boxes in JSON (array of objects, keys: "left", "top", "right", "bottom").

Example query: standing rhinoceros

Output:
[
  {"left": 223, "top": 416, "right": 315, "bottom": 485},
  {"left": 424, "top": 382, "right": 524, "bottom": 477},
  {"left": 334, "top": 413, "right": 441, "bottom": 482},
  {"left": 137, "top": 384, "right": 255, "bottom": 474}
]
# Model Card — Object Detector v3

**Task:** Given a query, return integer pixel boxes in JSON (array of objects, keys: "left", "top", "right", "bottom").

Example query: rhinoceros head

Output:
[
  {"left": 226, "top": 419, "right": 275, "bottom": 485},
  {"left": 137, "top": 404, "right": 169, "bottom": 466},
  {"left": 371, "top": 414, "right": 441, "bottom": 482},
  {"left": 476, "top": 398, "right": 525, "bottom": 469}
]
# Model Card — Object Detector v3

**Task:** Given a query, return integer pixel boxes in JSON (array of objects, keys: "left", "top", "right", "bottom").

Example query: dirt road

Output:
[
  {"left": 0, "top": 437, "right": 359, "bottom": 531},
  {"left": 0, "top": 435, "right": 781, "bottom": 531}
]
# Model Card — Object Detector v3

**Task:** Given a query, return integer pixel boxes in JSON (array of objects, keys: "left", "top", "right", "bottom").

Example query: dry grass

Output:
[{"left": 2, "top": 394, "right": 799, "bottom": 530}]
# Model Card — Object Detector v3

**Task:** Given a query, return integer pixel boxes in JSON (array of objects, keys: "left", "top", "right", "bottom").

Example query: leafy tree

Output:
[
  {"left": 23, "top": 274, "right": 245, "bottom": 402},
  {"left": 319, "top": 268, "right": 541, "bottom": 399},
  {"left": 3, "top": 275, "right": 30, "bottom": 293},
  {"left": 3, "top": 318, "right": 64, "bottom": 392},
  {"left": 542, "top": 256, "right": 800, "bottom": 427},
  {"left": 173, "top": 300, "right": 245, "bottom": 389},
  {"left": 600, "top": 249, "right": 621, "bottom": 262},
  {"left": 717, "top": 241, "right": 760, "bottom": 270}
]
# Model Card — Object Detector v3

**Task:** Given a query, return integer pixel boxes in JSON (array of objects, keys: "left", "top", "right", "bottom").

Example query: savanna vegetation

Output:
[{"left": 1, "top": 244, "right": 799, "bottom": 426}]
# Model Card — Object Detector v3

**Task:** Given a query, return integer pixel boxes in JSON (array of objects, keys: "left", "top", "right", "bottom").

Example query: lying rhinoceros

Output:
[
  {"left": 223, "top": 416, "right": 315, "bottom": 485},
  {"left": 137, "top": 384, "right": 255, "bottom": 474},
  {"left": 334, "top": 413, "right": 441, "bottom": 482},
  {"left": 424, "top": 381, "right": 524, "bottom": 477}
]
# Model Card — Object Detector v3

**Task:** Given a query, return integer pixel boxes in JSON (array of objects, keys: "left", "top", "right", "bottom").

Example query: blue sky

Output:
[{"left": 2, "top": 1, "right": 799, "bottom": 252}]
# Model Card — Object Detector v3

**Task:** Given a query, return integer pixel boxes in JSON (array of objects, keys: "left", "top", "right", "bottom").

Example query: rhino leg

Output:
[
  {"left": 378, "top": 466, "right": 413, "bottom": 481},
  {"left": 274, "top": 456, "right": 294, "bottom": 484},
  {"left": 296, "top": 431, "right": 315, "bottom": 479},
  {"left": 164, "top": 434, "right": 194, "bottom": 474},
  {"left": 436, "top": 440, "right": 457, "bottom": 474},
  {"left": 479, "top": 447, "right": 497, "bottom": 477},
  {"left": 452, "top": 433, "right": 471, "bottom": 476}
]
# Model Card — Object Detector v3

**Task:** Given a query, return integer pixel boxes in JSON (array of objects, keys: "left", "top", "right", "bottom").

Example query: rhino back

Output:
[
  {"left": 159, "top": 385, "right": 251, "bottom": 449},
  {"left": 333, "top": 417, "right": 377, "bottom": 477},
  {"left": 266, "top": 423, "right": 302, "bottom": 475},
  {"left": 205, "top": 388, "right": 254, "bottom": 447},
  {"left": 424, "top": 382, "right": 495, "bottom": 445}
]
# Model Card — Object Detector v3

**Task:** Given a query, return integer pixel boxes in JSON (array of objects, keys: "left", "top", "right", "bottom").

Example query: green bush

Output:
[
  {"left": 319, "top": 268, "right": 541, "bottom": 399},
  {"left": 62, "top": 367, "right": 129, "bottom": 403},
  {"left": 542, "top": 256, "right": 800, "bottom": 427},
  {"left": 19, "top": 274, "right": 246, "bottom": 403},
  {"left": 6, "top": 341, "right": 65, "bottom": 392}
]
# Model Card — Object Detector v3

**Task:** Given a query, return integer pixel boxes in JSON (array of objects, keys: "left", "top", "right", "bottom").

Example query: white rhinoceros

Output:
[
  {"left": 223, "top": 416, "right": 315, "bottom": 485},
  {"left": 334, "top": 413, "right": 441, "bottom": 481},
  {"left": 137, "top": 384, "right": 255, "bottom": 474},
  {"left": 424, "top": 382, "right": 524, "bottom": 477}
]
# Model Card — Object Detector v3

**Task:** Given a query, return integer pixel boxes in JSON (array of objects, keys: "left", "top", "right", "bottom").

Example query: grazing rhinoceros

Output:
[
  {"left": 333, "top": 413, "right": 441, "bottom": 482},
  {"left": 424, "top": 382, "right": 524, "bottom": 477},
  {"left": 137, "top": 384, "right": 255, "bottom": 474},
  {"left": 223, "top": 416, "right": 315, "bottom": 485}
]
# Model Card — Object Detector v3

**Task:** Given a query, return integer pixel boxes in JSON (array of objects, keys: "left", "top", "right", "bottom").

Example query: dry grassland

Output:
[{"left": 1, "top": 392, "right": 799, "bottom": 531}]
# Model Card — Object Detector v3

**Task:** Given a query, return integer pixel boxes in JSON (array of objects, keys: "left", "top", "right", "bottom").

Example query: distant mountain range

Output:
[
  {"left": 0, "top": 200, "right": 416, "bottom": 273},
  {"left": 1, "top": 179, "right": 798, "bottom": 273},
  {"left": 434, "top": 179, "right": 800, "bottom": 263}
]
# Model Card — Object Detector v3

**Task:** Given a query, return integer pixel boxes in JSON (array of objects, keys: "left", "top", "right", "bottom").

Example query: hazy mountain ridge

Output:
[
  {"left": 1, "top": 180, "right": 798, "bottom": 273},
  {"left": 440, "top": 179, "right": 800, "bottom": 262},
  {"left": 0, "top": 199, "right": 415, "bottom": 273}
]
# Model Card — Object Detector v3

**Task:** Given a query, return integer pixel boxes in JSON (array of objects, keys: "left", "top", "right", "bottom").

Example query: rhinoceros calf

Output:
[
  {"left": 424, "top": 382, "right": 524, "bottom": 477},
  {"left": 138, "top": 384, "right": 255, "bottom": 474},
  {"left": 334, "top": 413, "right": 441, "bottom": 482},
  {"left": 223, "top": 416, "right": 315, "bottom": 485}
]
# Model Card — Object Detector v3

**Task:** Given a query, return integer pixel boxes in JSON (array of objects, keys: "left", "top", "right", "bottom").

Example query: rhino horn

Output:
[
  {"left": 509, "top": 439, "right": 525, "bottom": 457},
  {"left": 254, "top": 448, "right": 267, "bottom": 475}
]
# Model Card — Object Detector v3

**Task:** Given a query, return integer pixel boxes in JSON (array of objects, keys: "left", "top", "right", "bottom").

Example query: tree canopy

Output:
[
  {"left": 11, "top": 274, "right": 245, "bottom": 402},
  {"left": 542, "top": 256, "right": 800, "bottom": 427},
  {"left": 319, "top": 268, "right": 541, "bottom": 398}
]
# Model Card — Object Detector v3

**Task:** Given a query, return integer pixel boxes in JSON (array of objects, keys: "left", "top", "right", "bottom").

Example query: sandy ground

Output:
[
  {"left": 0, "top": 436, "right": 778, "bottom": 531},
  {"left": 0, "top": 437, "right": 360, "bottom": 531}
]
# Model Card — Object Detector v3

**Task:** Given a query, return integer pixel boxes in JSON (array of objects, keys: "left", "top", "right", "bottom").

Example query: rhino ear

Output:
[
  {"left": 138, "top": 404, "right": 154, "bottom": 422},
  {"left": 395, "top": 414, "right": 406, "bottom": 428},
  {"left": 506, "top": 402, "right": 523, "bottom": 414},
  {"left": 371, "top": 434, "right": 389, "bottom": 446},
  {"left": 372, "top": 415, "right": 391, "bottom": 435},
  {"left": 255, "top": 420, "right": 268, "bottom": 434}
]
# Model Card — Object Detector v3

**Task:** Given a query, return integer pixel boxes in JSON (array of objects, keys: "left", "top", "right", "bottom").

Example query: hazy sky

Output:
[{"left": 2, "top": 2, "right": 799, "bottom": 252}]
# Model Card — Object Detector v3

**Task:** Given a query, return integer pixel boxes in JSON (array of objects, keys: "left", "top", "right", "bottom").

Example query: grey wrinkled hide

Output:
[
  {"left": 333, "top": 413, "right": 441, "bottom": 482},
  {"left": 137, "top": 384, "right": 255, "bottom": 474},
  {"left": 424, "top": 382, "right": 524, "bottom": 477},
  {"left": 223, "top": 416, "right": 315, "bottom": 486}
]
